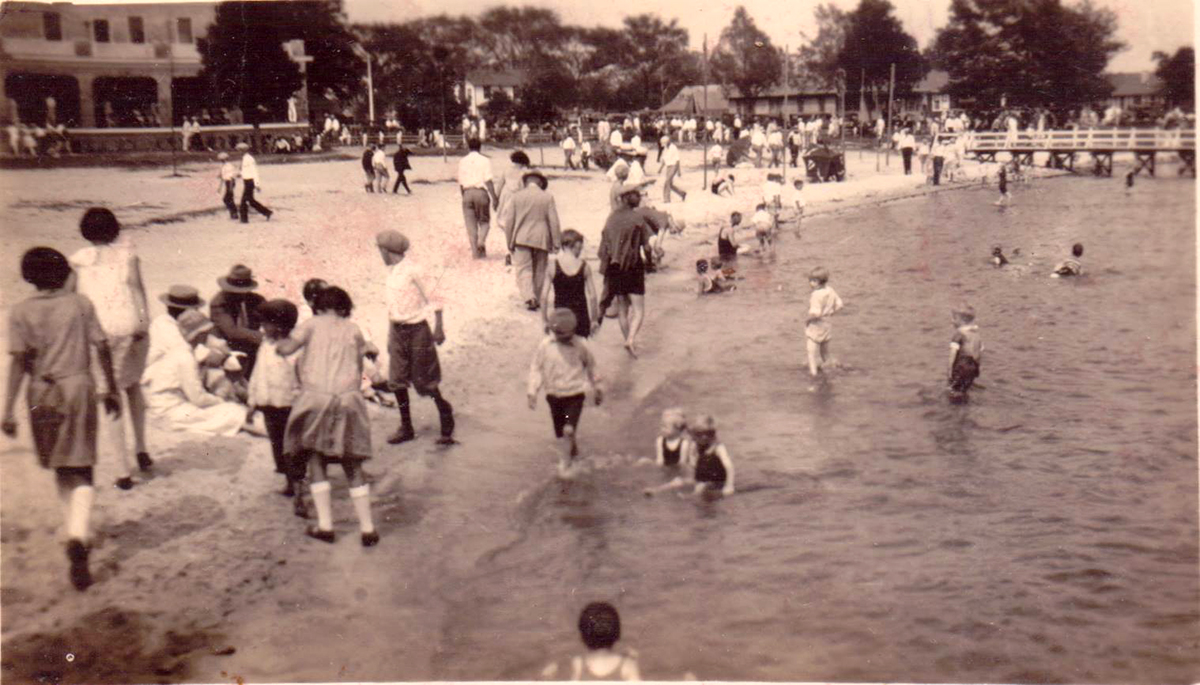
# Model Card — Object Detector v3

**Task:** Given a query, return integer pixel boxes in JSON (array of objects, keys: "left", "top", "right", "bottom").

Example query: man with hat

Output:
[
  {"left": 501, "top": 170, "right": 562, "bottom": 311},
  {"left": 148, "top": 285, "right": 205, "bottom": 371},
  {"left": 210, "top": 265, "right": 266, "bottom": 375},
  {"left": 216, "top": 152, "right": 239, "bottom": 220},
  {"left": 597, "top": 183, "right": 656, "bottom": 357},
  {"left": 376, "top": 230, "right": 457, "bottom": 445},
  {"left": 237, "top": 142, "right": 272, "bottom": 223}
]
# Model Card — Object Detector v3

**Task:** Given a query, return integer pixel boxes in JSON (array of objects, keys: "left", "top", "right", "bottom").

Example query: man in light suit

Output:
[{"left": 501, "top": 170, "right": 562, "bottom": 311}]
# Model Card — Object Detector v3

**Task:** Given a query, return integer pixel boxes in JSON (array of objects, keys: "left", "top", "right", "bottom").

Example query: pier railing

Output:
[
  {"left": 964, "top": 128, "right": 1195, "bottom": 153},
  {"left": 64, "top": 123, "right": 311, "bottom": 154}
]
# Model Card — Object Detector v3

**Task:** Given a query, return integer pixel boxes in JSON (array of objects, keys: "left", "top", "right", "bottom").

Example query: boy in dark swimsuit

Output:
[{"left": 948, "top": 304, "right": 983, "bottom": 402}]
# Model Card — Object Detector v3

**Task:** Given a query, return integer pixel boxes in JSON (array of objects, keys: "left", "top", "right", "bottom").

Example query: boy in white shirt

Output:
[
  {"left": 561, "top": 135, "right": 577, "bottom": 170},
  {"left": 528, "top": 309, "right": 602, "bottom": 473}
]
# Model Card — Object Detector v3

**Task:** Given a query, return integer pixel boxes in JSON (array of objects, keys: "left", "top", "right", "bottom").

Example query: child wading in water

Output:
[
  {"left": 276, "top": 287, "right": 379, "bottom": 546},
  {"left": 948, "top": 304, "right": 983, "bottom": 402},
  {"left": 3, "top": 247, "right": 122, "bottom": 591},
  {"left": 528, "top": 309, "right": 603, "bottom": 475},
  {"left": 645, "top": 414, "right": 735, "bottom": 497},
  {"left": 540, "top": 230, "right": 598, "bottom": 339},
  {"left": 655, "top": 408, "right": 694, "bottom": 468},
  {"left": 805, "top": 266, "right": 844, "bottom": 381},
  {"left": 247, "top": 299, "right": 306, "bottom": 517},
  {"left": 994, "top": 164, "right": 1011, "bottom": 205},
  {"left": 1051, "top": 243, "right": 1084, "bottom": 277},
  {"left": 542, "top": 602, "right": 641, "bottom": 681}
]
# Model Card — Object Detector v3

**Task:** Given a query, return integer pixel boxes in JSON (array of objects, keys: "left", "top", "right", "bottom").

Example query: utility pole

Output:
[
  {"left": 366, "top": 55, "right": 374, "bottom": 124},
  {"left": 702, "top": 33, "right": 708, "bottom": 191},
  {"left": 781, "top": 44, "right": 789, "bottom": 183},
  {"left": 886, "top": 62, "right": 895, "bottom": 168},
  {"left": 167, "top": 19, "right": 181, "bottom": 177}
]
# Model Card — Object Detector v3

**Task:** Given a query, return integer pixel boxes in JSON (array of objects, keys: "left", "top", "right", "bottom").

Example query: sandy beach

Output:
[{"left": 2, "top": 143, "right": 1191, "bottom": 682}]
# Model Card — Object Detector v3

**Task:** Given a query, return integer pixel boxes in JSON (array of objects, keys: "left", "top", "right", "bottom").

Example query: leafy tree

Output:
[
  {"left": 799, "top": 4, "right": 851, "bottom": 86},
  {"left": 932, "top": 0, "right": 1122, "bottom": 110},
  {"left": 354, "top": 21, "right": 467, "bottom": 128},
  {"left": 482, "top": 88, "right": 516, "bottom": 121},
  {"left": 711, "top": 6, "right": 783, "bottom": 99},
  {"left": 1154, "top": 47, "right": 1195, "bottom": 107},
  {"left": 275, "top": 1, "right": 361, "bottom": 103},
  {"left": 620, "top": 14, "right": 690, "bottom": 109},
  {"left": 516, "top": 64, "right": 577, "bottom": 122},
  {"left": 197, "top": 2, "right": 303, "bottom": 123},
  {"left": 477, "top": 6, "right": 568, "bottom": 69},
  {"left": 837, "top": 0, "right": 923, "bottom": 113}
]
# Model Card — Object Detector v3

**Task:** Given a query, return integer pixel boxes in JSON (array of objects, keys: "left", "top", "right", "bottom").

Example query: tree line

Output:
[{"left": 196, "top": 0, "right": 1191, "bottom": 128}]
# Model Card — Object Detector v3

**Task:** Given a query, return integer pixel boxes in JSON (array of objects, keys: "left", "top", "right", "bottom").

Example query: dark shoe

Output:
[
  {"left": 66, "top": 540, "right": 91, "bottom": 591},
  {"left": 525, "top": 300, "right": 539, "bottom": 311},
  {"left": 435, "top": 436, "right": 459, "bottom": 446},
  {"left": 266, "top": 211, "right": 273, "bottom": 221},
  {"left": 281, "top": 479, "right": 296, "bottom": 498},
  {"left": 115, "top": 477, "right": 134, "bottom": 491},
  {"left": 505, "top": 254, "right": 512, "bottom": 266},
  {"left": 136, "top": 452, "right": 154, "bottom": 472},
  {"left": 305, "top": 526, "right": 336, "bottom": 543},
  {"left": 293, "top": 496, "right": 309, "bottom": 519},
  {"left": 387, "top": 427, "right": 415, "bottom": 445},
  {"left": 476, "top": 246, "right": 486, "bottom": 258},
  {"left": 361, "top": 531, "right": 380, "bottom": 547}
]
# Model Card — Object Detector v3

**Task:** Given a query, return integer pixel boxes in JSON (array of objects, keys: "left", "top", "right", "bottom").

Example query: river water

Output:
[{"left": 424, "top": 173, "right": 1198, "bottom": 684}]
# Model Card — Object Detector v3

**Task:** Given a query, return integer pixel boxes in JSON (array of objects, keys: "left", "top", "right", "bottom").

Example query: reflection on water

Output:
[{"left": 441, "top": 176, "right": 1198, "bottom": 683}]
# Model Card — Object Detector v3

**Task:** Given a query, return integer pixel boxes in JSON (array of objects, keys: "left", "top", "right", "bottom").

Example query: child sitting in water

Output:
[
  {"left": 542, "top": 602, "right": 640, "bottom": 681},
  {"left": 696, "top": 259, "right": 734, "bottom": 295},
  {"left": 991, "top": 246, "right": 1009, "bottom": 267},
  {"left": 717, "top": 212, "right": 742, "bottom": 260},
  {"left": 528, "top": 309, "right": 603, "bottom": 475},
  {"left": 805, "top": 266, "right": 844, "bottom": 379},
  {"left": 948, "top": 304, "right": 983, "bottom": 401},
  {"left": 644, "top": 414, "right": 735, "bottom": 496},
  {"left": 1051, "top": 243, "right": 1083, "bottom": 277},
  {"left": 655, "top": 408, "right": 694, "bottom": 467}
]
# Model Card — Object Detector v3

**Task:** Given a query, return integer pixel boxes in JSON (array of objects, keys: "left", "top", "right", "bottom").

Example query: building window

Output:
[
  {"left": 128, "top": 17, "right": 145, "bottom": 44},
  {"left": 93, "top": 19, "right": 110, "bottom": 43},
  {"left": 176, "top": 18, "right": 193, "bottom": 44},
  {"left": 43, "top": 12, "right": 62, "bottom": 41}
]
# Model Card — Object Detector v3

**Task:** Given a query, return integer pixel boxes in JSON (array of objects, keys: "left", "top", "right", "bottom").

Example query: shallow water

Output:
[{"left": 431, "top": 174, "right": 1198, "bottom": 683}]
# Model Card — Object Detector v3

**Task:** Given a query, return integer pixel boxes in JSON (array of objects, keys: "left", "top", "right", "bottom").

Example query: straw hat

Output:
[
  {"left": 177, "top": 309, "right": 214, "bottom": 343},
  {"left": 158, "top": 284, "right": 205, "bottom": 309},
  {"left": 235, "top": 142, "right": 250, "bottom": 151}
]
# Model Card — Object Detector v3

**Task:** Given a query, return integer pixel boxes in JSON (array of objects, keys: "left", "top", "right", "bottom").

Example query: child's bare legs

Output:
[
  {"left": 125, "top": 384, "right": 148, "bottom": 459},
  {"left": 806, "top": 337, "right": 822, "bottom": 376},
  {"left": 56, "top": 467, "right": 94, "bottom": 590},
  {"left": 616, "top": 296, "right": 631, "bottom": 340},
  {"left": 626, "top": 294, "right": 645, "bottom": 357},
  {"left": 820, "top": 340, "right": 834, "bottom": 370}
]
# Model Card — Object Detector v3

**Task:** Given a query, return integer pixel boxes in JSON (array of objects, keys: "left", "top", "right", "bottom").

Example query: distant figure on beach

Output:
[
  {"left": 805, "top": 266, "right": 844, "bottom": 380},
  {"left": 717, "top": 212, "right": 742, "bottom": 260},
  {"left": 644, "top": 414, "right": 735, "bottom": 496},
  {"left": 457, "top": 138, "right": 497, "bottom": 259},
  {"left": 495, "top": 150, "right": 533, "bottom": 266},
  {"left": 561, "top": 134, "right": 577, "bottom": 170},
  {"left": 392, "top": 143, "right": 412, "bottom": 195},
  {"left": 360, "top": 146, "right": 376, "bottom": 193},
  {"left": 246, "top": 299, "right": 304, "bottom": 514},
  {"left": 237, "top": 143, "right": 273, "bottom": 223},
  {"left": 660, "top": 136, "right": 686, "bottom": 203},
  {"left": 376, "top": 231, "right": 457, "bottom": 446},
  {"left": 275, "top": 287, "right": 378, "bottom": 547},
  {"left": 1125, "top": 169, "right": 1135, "bottom": 191},
  {"left": 372, "top": 144, "right": 390, "bottom": 194},
  {"left": 1051, "top": 243, "right": 1084, "bottom": 278},
  {"left": 540, "top": 230, "right": 598, "bottom": 338},
  {"left": 994, "top": 165, "right": 1011, "bottom": 206},
  {"left": 991, "top": 246, "right": 1009, "bottom": 268},
  {"left": 69, "top": 208, "right": 153, "bottom": 489},
  {"left": 788, "top": 179, "right": 806, "bottom": 228},
  {"left": 527, "top": 309, "right": 603, "bottom": 475},
  {"left": 3, "top": 247, "right": 122, "bottom": 592},
  {"left": 542, "top": 602, "right": 640, "bottom": 681},
  {"left": 948, "top": 304, "right": 983, "bottom": 402},
  {"left": 217, "top": 152, "right": 240, "bottom": 219},
  {"left": 655, "top": 408, "right": 694, "bottom": 467},
  {"left": 711, "top": 172, "right": 735, "bottom": 197},
  {"left": 899, "top": 128, "right": 916, "bottom": 176}
]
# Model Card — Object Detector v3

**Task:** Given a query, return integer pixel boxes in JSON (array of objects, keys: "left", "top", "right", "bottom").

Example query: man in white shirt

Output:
[
  {"left": 372, "top": 145, "right": 389, "bottom": 193},
  {"left": 561, "top": 134, "right": 577, "bottom": 170},
  {"left": 456, "top": 137, "right": 497, "bottom": 258},
  {"left": 597, "top": 119, "right": 611, "bottom": 146},
  {"left": 767, "top": 128, "right": 784, "bottom": 168},
  {"left": 898, "top": 128, "right": 916, "bottom": 175},
  {"left": 660, "top": 136, "right": 686, "bottom": 203},
  {"left": 750, "top": 126, "right": 767, "bottom": 167},
  {"left": 236, "top": 142, "right": 272, "bottom": 223},
  {"left": 376, "top": 230, "right": 457, "bottom": 446},
  {"left": 608, "top": 127, "right": 623, "bottom": 147}
]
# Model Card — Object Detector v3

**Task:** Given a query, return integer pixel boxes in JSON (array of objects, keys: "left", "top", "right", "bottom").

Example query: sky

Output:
[{"left": 343, "top": 0, "right": 1195, "bottom": 72}]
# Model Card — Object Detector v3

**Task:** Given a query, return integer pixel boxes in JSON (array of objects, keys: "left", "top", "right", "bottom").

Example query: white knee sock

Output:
[
  {"left": 349, "top": 485, "right": 375, "bottom": 534},
  {"left": 310, "top": 481, "right": 333, "bottom": 530},
  {"left": 66, "top": 485, "right": 94, "bottom": 542}
]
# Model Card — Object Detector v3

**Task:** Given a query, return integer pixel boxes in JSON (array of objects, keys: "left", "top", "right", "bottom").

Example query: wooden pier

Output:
[{"left": 963, "top": 128, "right": 1196, "bottom": 177}]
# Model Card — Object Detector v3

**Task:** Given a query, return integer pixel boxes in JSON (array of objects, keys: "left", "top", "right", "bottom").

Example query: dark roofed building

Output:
[
  {"left": 660, "top": 84, "right": 731, "bottom": 116},
  {"left": 726, "top": 79, "right": 839, "bottom": 118},
  {"left": 1106, "top": 72, "right": 1165, "bottom": 110}
]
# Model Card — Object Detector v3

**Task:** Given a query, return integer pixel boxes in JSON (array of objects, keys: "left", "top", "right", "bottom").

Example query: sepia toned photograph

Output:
[{"left": 0, "top": 0, "right": 1196, "bottom": 682}]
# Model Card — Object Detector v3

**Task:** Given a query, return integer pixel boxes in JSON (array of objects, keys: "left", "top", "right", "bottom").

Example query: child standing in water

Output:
[
  {"left": 528, "top": 309, "right": 603, "bottom": 474},
  {"left": 1051, "top": 243, "right": 1084, "bottom": 277},
  {"left": 247, "top": 299, "right": 304, "bottom": 514},
  {"left": 752, "top": 202, "right": 775, "bottom": 252},
  {"left": 3, "top": 247, "right": 122, "bottom": 591},
  {"left": 540, "top": 230, "right": 598, "bottom": 339},
  {"left": 276, "top": 287, "right": 378, "bottom": 546},
  {"left": 805, "top": 266, "right": 844, "bottom": 379},
  {"left": 542, "top": 602, "right": 640, "bottom": 681},
  {"left": 948, "top": 304, "right": 983, "bottom": 401},
  {"left": 994, "top": 164, "right": 1011, "bottom": 205},
  {"left": 655, "top": 408, "right": 693, "bottom": 467}
]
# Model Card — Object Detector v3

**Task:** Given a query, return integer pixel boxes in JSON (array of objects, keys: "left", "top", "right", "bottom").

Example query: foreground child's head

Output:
[
  {"left": 314, "top": 286, "right": 353, "bottom": 318},
  {"left": 695, "top": 259, "right": 709, "bottom": 275},
  {"left": 730, "top": 211, "right": 742, "bottom": 226},
  {"left": 21, "top": 247, "right": 71, "bottom": 291},
  {"left": 302, "top": 278, "right": 328, "bottom": 307},
  {"left": 952, "top": 304, "right": 976, "bottom": 326},
  {"left": 793, "top": 179, "right": 804, "bottom": 189},
  {"left": 1072, "top": 243, "right": 1083, "bottom": 258},
  {"left": 259, "top": 299, "right": 299, "bottom": 340},
  {"left": 376, "top": 230, "right": 410, "bottom": 265},
  {"left": 690, "top": 414, "right": 718, "bottom": 449},
  {"left": 660, "top": 407, "right": 687, "bottom": 438},
  {"left": 561, "top": 229, "right": 584, "bottom": 256},
  {"left": 809, "top": 266, "right": 830, "bottom": 288},
  {"left": 80, "top": 207, "right": 120, "bottom": 245},
  {"left": 578, "top": 602, "right": 620, "bottom": 651},
  {"left": 549, "top": 308, "right": 577, "bottom": 342}
]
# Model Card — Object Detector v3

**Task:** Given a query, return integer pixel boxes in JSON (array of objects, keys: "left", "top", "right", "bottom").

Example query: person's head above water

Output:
[
  {"left": 1072, "top": 243, "right": 1083, "bottom": 257},
  {"left": 578, "top": 602, "right": 620, "bottom": 650}
]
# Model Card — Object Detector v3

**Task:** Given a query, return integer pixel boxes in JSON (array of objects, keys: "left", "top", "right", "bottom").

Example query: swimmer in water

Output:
[
  {"left": 644, "top": 414, "right": 735, "bottom": 496},
  {"left": 991, "top": 246, "right": 1009, "bottom": 268},
  {"left": 1050, "top": 243, "right": 1083, "bottom": 277},
  {"left": 697, "top": 259, "right": 734, "bottom": 295},
  {"left": 948, "top": 304, "right": 983, "bottom": 402},
  {"left": 542, "top": 602, "right": 641, "bottom": 681},
  {"left": 994, "top": 165, "right": 1011, "bottom": 206}
]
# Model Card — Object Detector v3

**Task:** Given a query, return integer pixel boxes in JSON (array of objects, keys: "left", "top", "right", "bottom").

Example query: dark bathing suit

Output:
[
  {"left": 661, "top": 438, "right": 681, "bottom": 466},
  {"left": 717, "top": 229, "right": 737, "bottom": 259},
  {"left": 551, "top": 261, "right": 591, "bottom": 338},
  {"left": 694, "top": 448, "right": 726, "bottom": 486}
]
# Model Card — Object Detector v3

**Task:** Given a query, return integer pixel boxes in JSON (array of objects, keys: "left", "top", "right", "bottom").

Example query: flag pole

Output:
[
  {"left": 886, "top": 62, "right": 895, "bottom": 168},
  {"left": 702, "top": 33, "right": 708, "bottom": 191},
  {"left": 781, "top": 44, "right": 788, "bottom": 184}
]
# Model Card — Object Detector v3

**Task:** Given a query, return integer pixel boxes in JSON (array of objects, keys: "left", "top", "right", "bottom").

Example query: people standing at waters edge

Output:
[
  {"left": 3, "top": 247, "right": 122, "bottom": 592},
  {"left": 457, "top": 138, "right": 497, "bottom": 259},
  {"left": 597, "top": 185, "right": 655, "bottom": 358},
  {"left": 217, "top": 152, "right": 239, "bottom": 219},
  {"left": 805, "top": 266, "right": 844, "bottom": 381},
  {"left": 275, "top": 287, "right": 379, "bottom": 547},
  {"left": 237, "top": 142, "right": 272, "bottom": 223},
  {"left": 502, "top": 170, "right": 563, "bottom": 312},
  {"left": 376, "top": 231, "right": 457, "bottom": 446},
  {"left": 392, "top": 143, "right": 412, "bottom": 195},
  {"left": 660, "top": 137, "right": 686, "bottom": 203},
  {"left": 540, "top": 230, "right": 598, "bottom": 339},
  {"left": 68, "top": 208, "right": 153, "bottom": 489},
  {"left": 495, "top": 151, "right": 533, "bottom": 267},
  {"left": 527, "top": 309, "right": 603, "bottom": 474},
  {"left": 210, "top": 264, "right": 266, "bottom": 376},
  {"left": 246, "top": 299, "right": 304, "bottom": 512},
  {"left": 947, "top": 304, "right": 983, "bottom": 403}
]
